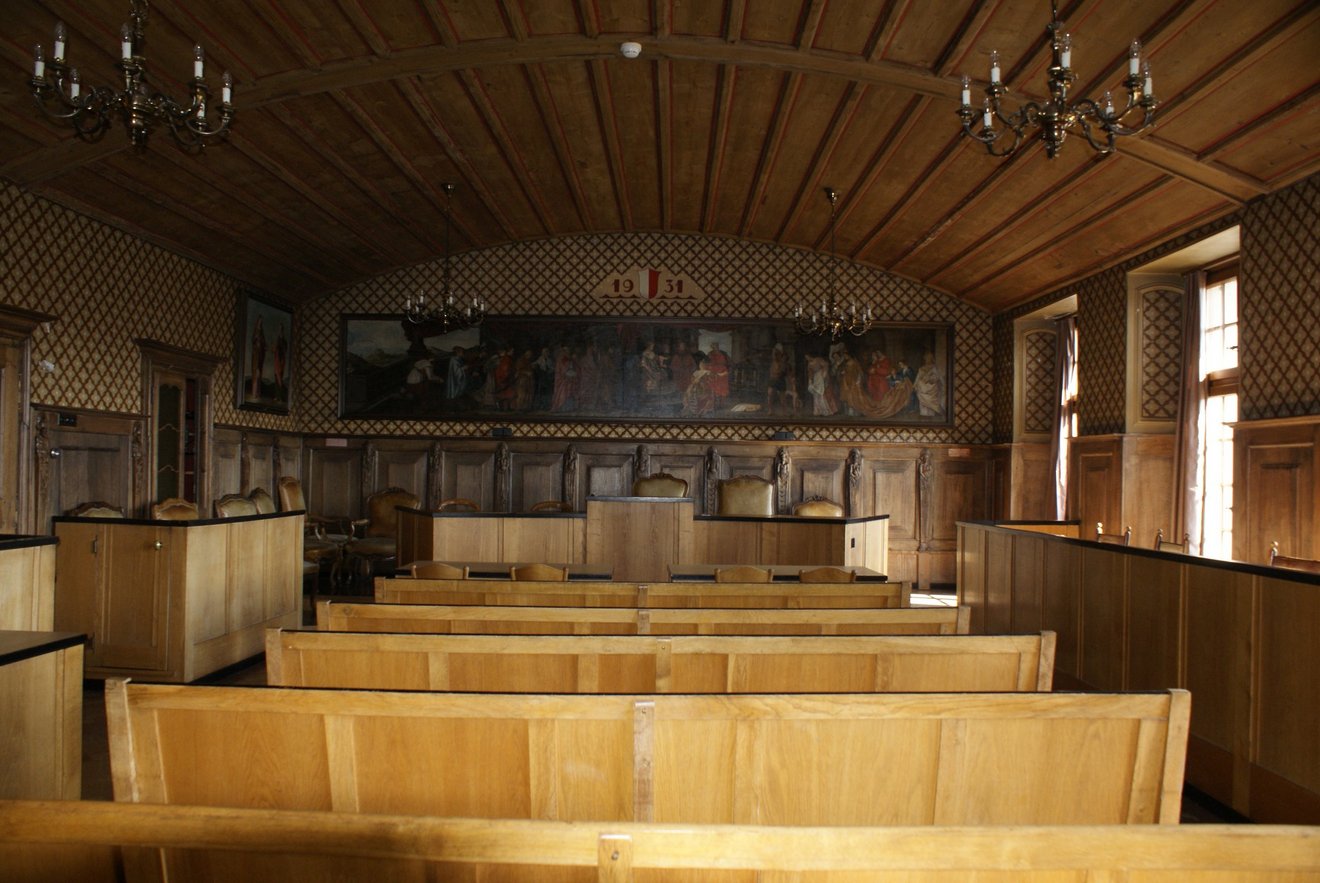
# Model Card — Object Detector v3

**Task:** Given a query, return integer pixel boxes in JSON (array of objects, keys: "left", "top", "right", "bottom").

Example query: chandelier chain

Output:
[
  {"left": 794, "top": 186, "right": 877, "bottom": 339},
  {"left": 405, "top": 184, "right": 488, "bottom": 333}
]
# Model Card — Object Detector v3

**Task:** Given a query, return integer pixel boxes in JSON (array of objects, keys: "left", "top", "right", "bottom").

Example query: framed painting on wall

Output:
[
  {"left": 236, "top": 290, "right": 294, "bottom": 414},
  {"left": 340, "top": 314, "right": 953, "bottom": 427}
]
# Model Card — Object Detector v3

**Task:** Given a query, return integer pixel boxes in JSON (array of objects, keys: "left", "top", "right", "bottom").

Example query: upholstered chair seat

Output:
[
  {"left": 65, "top": 501, "right": 126, "bottom": 518},
  {"left": 436, "top": 498, "right": 479, "bottom": 512},
  {"left": 530, "top": 500, "right": 573, "bottom": 512},
  {"left": 248, "top": 487, "right": 277, "bottom": 514},
  {"left": 632, "top": 473, "right": 688, "bottom": 497},
  {"left": 345, "top": 487, "right": 421, "bottom": 563},
  {"left": 214, "top": 493, "right": 258, "bottom": 518},
  {"left": 152, "top": 498, "right": 199, "bottom": 521},
  {"left": 713, "top": 564, "right": 772, "bottom": 583},
  {"left": 792, "top": 497, "right": 844, "bottom": 518},
  {"left": 716, "top": 475, "right": 774, "bottom": 517}
]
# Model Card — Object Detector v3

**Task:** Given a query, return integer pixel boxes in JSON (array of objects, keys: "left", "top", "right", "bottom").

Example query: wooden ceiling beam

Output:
[
  {"left": 497, "top": 0, "right": 529, "bottom": 41},
  {"left": 848, "top": 126, "right": 967, "bottom": 258},
  {"left": 656, "top": 59, "right": 673, "bottom": 231},
  {"left": 797, "top": 0, "right": 827, "bottom": 50},
  {"left": 773, "top": 82, "right": 867, "bottom": 242},
  {"left": 524, "top": 63, "right": 592, "bottom": 230},
  {"left": 396, "top": 78, "right": 520, "bottom": 242},
  {"left": 701, "top": 65, "right": 736, "bottom": 234},
  {"left": 651, "top": 0, "right": 671, "bottom": 38},
  {"left": 334, "top": 0, "right": 393, "bottom": 58},
  {"left": 740, "top": 72, "right": 804, "bottom": 237},
  {"left": 456, "top": 68, "right": 556, "bottom": 237},
  {"left": 863, "top": 0, "right": 905, "bottom": 63},
  {"left": 725, "top": 0, "right": 748, "bottom": 44},
  {"left": 586, "top": 58, "right": 632, "bottom": 232},
  {"left": 577, "top": 0, "right": 601, "bottom": 38},
  {"left": 932, "top": 1, "right": 998, "bottom": 77}
]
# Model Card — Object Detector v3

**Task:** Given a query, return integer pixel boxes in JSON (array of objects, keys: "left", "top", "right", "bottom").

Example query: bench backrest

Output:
[
  {"left": 267, "top": 630, "right": 1055, "bottom": 693},
  {"left": 318, "top": 601, "right": 970, "bottom": 635},
  {"left": 107, "top": 681, "right": 1188, "bottom": 825},
  {"left": 376, "top": 576, "right": 910, "bottom": 609},
  {"left": 3, "top": 800, "right": 1315, "bottom": 882}
]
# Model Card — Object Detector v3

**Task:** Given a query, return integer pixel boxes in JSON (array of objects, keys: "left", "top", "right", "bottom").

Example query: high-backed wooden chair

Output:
[
  {"left": 409, "top": 561, "right": 468, "bottom": 579},
  {"left": 632, "top": 473, "right": 688, "bottom": 497},
  {"left": 530, "top": 500, "right": 573, "bottom": 512},
  {"left": 510, "top": 563, "right": 568, "bottom": 581},
  {"left": 248, "top": 487, "right": 277, "bottom": 514},
  {"left": 714, "top": 565, "right": 773, "bottom": 583},
  {"left": 436, "top": 498, "right": 478, "bottom": 512},
  {"left": 792, "top": 497, "right": 844, "bottom": 518},
  {"left": 1154, "top": 528, "right": 1190, "bottom": 553},
  {"left": 717, "top": 475, "right": 775, "bottom": 517},
  {"left": 345, "top": 487, "right": 421, "bottom": 564},
  {"left": 1095, "top": 523, "right": 1131, "bottom": 545},
  {"left": 64, "top": 501, "right": 125, "bottom": 518},
  {"left": 277, "top": 476, "right": 354, "bottom": 539},
  {"left": 213, "top": 494, "right": 258, "bottom": 518},
  {"left": 151, "top": 498, "right": 199, "bottom": 521},
  {"left": 798, "top": 566, "right": 856, "bottom": 583},
  {"left": 1269, "top": 541, "right": 1320, "bottom": 574}
]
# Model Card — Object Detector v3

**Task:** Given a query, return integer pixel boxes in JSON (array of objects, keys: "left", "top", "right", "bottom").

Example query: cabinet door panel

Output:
[{"left": 99, "top": 525, "right": 171, "bottom": 671}]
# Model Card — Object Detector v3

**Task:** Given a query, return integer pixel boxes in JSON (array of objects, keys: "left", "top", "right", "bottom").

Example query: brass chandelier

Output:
[
  {"left": 956, "top": 0, "right": 1156, "bottom": 159},
  {"left": 404, "top": 183, "right": 487, "bottom": 333},
  {"left": 794, "top": 187, "right": 876, "bottom": 339},
  {"left": 29, "top": 0, "right": 233, "bottom": 151}
]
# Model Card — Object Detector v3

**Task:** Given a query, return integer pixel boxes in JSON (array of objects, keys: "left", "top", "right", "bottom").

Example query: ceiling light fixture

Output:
[
  {"left": 956, "top": 0, "right": 1156, "bottom": 158},
  {"left": 405, "top": 183, "right": 487, "bottom": 333},
  {"left": 29, "top": 0, "right": 233, "bottom": 151},
  {"left": 794, "top": 187, "right": 875, "bottom": 339}
]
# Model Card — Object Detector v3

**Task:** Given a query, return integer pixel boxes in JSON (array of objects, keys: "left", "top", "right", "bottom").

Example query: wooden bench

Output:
[
  {"left": 266, "top": 630, "right": 1055, "bottom": 693},
  {"left": 318, "top": 600, "right": 971, "bottom": 635},
  {"left": 107, "top": 681, "right": 1189, "bottom": 825},
  {"left": 3, "top": 801, "right": 1317, "bottom": 883},
  {"left": 376, "top": 576, "right": 911, "bottom": 608}
]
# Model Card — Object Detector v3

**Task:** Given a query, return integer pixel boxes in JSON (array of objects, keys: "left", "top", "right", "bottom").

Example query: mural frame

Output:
[
  {"left": 235, "top": 290, "right": 294, "bottom": 415},
  {"left": 339, "top": 314, "right": 954, "bottom": 427}
]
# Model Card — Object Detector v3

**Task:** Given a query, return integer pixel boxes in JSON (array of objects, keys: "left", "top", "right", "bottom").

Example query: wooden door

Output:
[{"left": 96, "top": 523, "right": 173, "bottom": 672}]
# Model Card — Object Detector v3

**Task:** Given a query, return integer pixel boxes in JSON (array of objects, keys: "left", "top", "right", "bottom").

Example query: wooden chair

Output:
[
  {"left": 151, "top": 498, "right": 199, "bottom": 521},
  {"left": 436, "top": 498, "right": 478, "bottom": 512},
  {"left": 530, "top": 500, "right": 573, "bottom": 512},
  {"left": 632, "top": 473, "right": 688, "bottom": 497},
  {"left": 346, "top": 487, "right": 421, "bottom": 561},
  {"left": 214, "top": 493, "right": 258, "bottom": 518},
  {"left": 713, "top": 564, "right": 772, "bottom": 583},
  {"left": 409, "top": 561, "right": 468, "bottom": 579},
  {"left": 1094, "top": 522, "right": 1131, "bottom": 545},
  {"left": 248, "top": 487, "right": 277, "bottom": 514},
  {"left": 1268, "top": 541, "right": 1320, "bottom": 574},
  {"left": 798, "top": 566, "right": 856, "bottom": 583},
  {"left": 717, "top": 475, "right": 775, "bottom": 516},
  {"left": 64, "top": 501, "right": 125, "bottom": 518},
  {"left": 277, "top": 476, "right": 355, "bottom": 539},
  {"left": 792, "top": 497, "right": 844, "bottom": 518},
  {"left": 510, "top": 563, "right": 568, "bottom": 581},
  {"left": 1154, "top": 528, "right": 1190, "bottom": 553}
]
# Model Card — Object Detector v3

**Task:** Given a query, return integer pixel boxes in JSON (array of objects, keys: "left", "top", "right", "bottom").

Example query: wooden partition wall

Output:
[
  {"left": 957, "top": 520, "right": 1320, "bottom": 824},
  {"left": 0, "top": 536, "right": 56, "bottom": 631}
]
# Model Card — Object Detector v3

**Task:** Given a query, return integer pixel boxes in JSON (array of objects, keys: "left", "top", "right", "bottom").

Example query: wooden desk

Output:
[
  {"left": 397, "top": 509, "right": 586, "bottom": 567},
  {"left": 0, "top": 631, "right": 83, "bottom": 800},
  {"left": 53, "top": 512, "right": 303, "bottom": 682},
  {"left": 0, "top": 535, "right": 58, "bottom": 631},
  {"left": 586, "top": 497, "right": 696, "bottom": 581},
  {"left": 408, "top": 561, "right": 613, "bottom": 580},
  {"left": 668, "top": 564, "right": 889, "bottom": 582}
]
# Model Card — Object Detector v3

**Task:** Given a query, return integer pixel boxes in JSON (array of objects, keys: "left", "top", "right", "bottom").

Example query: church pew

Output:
[
  {"left": 3, "top": 801, "right": 1318, "bottom": 883},
  {"left": 318, "top": 600, "right": 971, "bottom": 635},
  {"left": 375, "top": 575, "right": 911, "bottom": 608},
  {"left": 107, "top": 681, "right": 1189, "bottom": 825},
  {"left": 266, "top": 630, "right": 1055, "bottom": 693}
]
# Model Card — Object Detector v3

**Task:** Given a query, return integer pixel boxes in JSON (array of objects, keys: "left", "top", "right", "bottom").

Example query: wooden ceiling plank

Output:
[
  {"left": 933, "top": 1, "right": 998, "bottom": 77},
  {"left": 525, "top": 64, "right": 593, "bottom": 230},
  {"left": 652, "top": 0, "right": 671, "bottom": 38},
  {"left": 456, "top": 68, "right": 556, "bottom": 237},
  {"left": 419, "top": 3, "right": 460, "bottom": 47},
  {"left": 773, "top": 82, "right": 868, "bottom": 242},
  {"left": 798, "top": 0, "right": 827, "bottom": 50},
  {"left": 587, "top": 58, "right": 633, "bottom": 231},
  {"left": 397, "top": 78, "right": 520, "bottom": 242},
  {"left": 1199, "top": 80, "right": 1320, "bottom": 163},
  {"left": 244, "top": 0, "right": 324, "bottom": 69},
  {"left": 577, "top": 0, "right": 601, "bottom": 39},
  {"left": 863, "top": 0, "right": 906, "bottom": 63},
  {"left": 726, "top": 0, "right": 748, "bottom": 44},
  {"left": 701, "top": 64, "right": 736, "bottom": 234},
  {"left": 848, "top": 124, "right": 967, "bottom": 257},
  {"left": 498, "top": 0, "right": 529, "bottom": 41},
  {"left": 656, "top": 58, "right": 672, "bottom": 230},
  {"left": 740, "top": 72, "right": 804, "bottom": 237},
  {"left": 333, "top": 0, "right": 393, "bottom": 58}
]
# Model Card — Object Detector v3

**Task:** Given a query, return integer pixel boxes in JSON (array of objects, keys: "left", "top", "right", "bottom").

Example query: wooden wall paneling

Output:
[
  {"left": 500, "top": 518, "right": 586, "bottom": 563},
  {"left": 647, "top": 452, "right": 706, "bottom": 504},
  {"left": 790, "top": 454, "right": 848, "bottom": 512},
  {"left": 211, "top": 429, "right": 243, "bottom": 500},
  {"left": 925, "top": 453, "right": 990, "bottom": 586},
  {"left": 1009, "top": 533, "right": 1045, "bottom": 634},
  {"left": 244, "top": 433, "right": 276, "bottom": 496},
  {"left": 0, "top": 541, "right": 56, "bottom": 631},
  {"left": 585, "top": 498, "right": 694, "bottom": 582},
  {"left": 431, "top": 517, "right": 504, "bottom": 562},
  {"left": 954, "top": 524, "right": 985, "bottom": 631},
  {"left": 981, "top": 529, "right": 1015, "bottom": 635},
  {"left": 307, "top": 444, "right": 364, "bottom": 520},
  {"left": 275, "top": 437, "right": 302, "bottom": 485},
  {"left": 1124, "top": 555, "right": 1184, "bottom": 691},
  {"left": 509, "top": 447, "right": 568, "bottom": 511},
  {"left": 1233, "top": 418, "right": 1318, "bottom": 564},
  {"left": 1010, "top": 442, "right": 1055, "bottom": 520},
  {"left": 0, "top": 307, "right": 54, "bottom": 534},
  {"left": 989, "top": 446, "right": 1011, "bottom": 521},
  {"left": 578, "top": 450, "right": 634, "bottom": 505},
  {"left": 1078, "top": 547, "right": 1128, "bottom": 691},
  {"left": 0, "top": 635, "right": 82, "bottom": 800},
  {"left": 864, "top": 457, "right": 918, "bottom": 584},
  {"left": 691, "top": 520, "right": 763, "bottom": 566},
  {"left": 1070, "top": 436, "right": 1122, "bottom": 535},
  {"left": 1040, "top": 540, "right": 1081, "bottom": 682},
  {"left": 1183, "top": 564, "right": 1253, "bottom": 812},
  {"left": 34, "top": 409, "right": 140, "bottom": 527},
  {"left": 1252, "top": 574, "right": 1320, "bottom": 823},
  {"left": 436, "top": 445, "right": 498, "bottom": 512},
  {"left": 367, "top": 441, "right": 429, "bottom": 502},
  {"left": 1121, "top": 434, "right": 1176, "bottom": 548}
]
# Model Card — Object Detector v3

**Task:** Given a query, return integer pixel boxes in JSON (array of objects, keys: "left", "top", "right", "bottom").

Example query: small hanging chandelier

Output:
[
  {"left": 405, "top": 183, "right": 487, "bottom": 332},
  {"left": 28, "top": 0, "right": 234, "bottom": 151},
  {"left": 794, "top": 186, "right": 876, "bottom": 339},
  {"left": 956, "top": 0, "right": 1156, "bottom": 159}
]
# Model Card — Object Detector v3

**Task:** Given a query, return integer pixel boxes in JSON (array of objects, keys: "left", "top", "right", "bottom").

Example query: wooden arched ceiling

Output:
[{"left": 2, "top": 0, "right": 1317, "bottom": 312}]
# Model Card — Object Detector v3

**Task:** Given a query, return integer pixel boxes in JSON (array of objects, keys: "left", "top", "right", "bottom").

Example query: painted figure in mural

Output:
[
  {"left": 532, "top": 347, "right": 554, "bottom": 410},
  {"left": 833, "top": 342, "right": 913, "bottom": 419},
  {"left": 493, "top": 347, "right": 516, "bottom": 410},
  {"left": 866, "top": 349, "right": 891, "bottom": 401},
  {"left": 682, "top": 357, "right": 718, "bottom": 416},
  {"left": 765, "top": 343, "right": 795, "bottom": 415},
  {"left": 891, "top": 359, "right": 917, "bottom": 410},
  {"left": 551, "top": 345, "right": 578, "bottom": 411},
  {"left": 445, "top": 346, "right": 467, "bottom": 400},
  {"left": 405, "top": 356, "right": 436, "bottom": 404},
  {"left": 576, "top": 342, "right": 600, "bottom": 411},
  {"left": 249, "top": 316, "right": 266, "bottom": 399},
  {"left": 640, "top": 341, "right": 667, "bottom": 395},
  {"left": 513, "top": 350, "right": 535, "bottom": 411},
  {"left": 705, "top": 341, "right": 730, "bottom": 407},
  {"left": 669, "top": 339, "right": 696, "bottom": 398},
  {"left": 914, "top": 350, "right": 946, "bottom": 417},
  {"left": 806, "top": 354, "right": 837, "bottom": 416},
  {"left": 273, "top": 323, "right": 288, "bottom": 393}
]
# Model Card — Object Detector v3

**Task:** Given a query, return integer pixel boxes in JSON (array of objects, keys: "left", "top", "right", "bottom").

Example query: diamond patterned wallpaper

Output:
[
  {"left": 1023, "top": 329, "right": 1057, "bottom": 436},
  {"left": 301, "top": 233, "right": 995, "bottom": 444},
  {"left": 1140, "top": 288, "right": 1183, "bottom": 422},
  {"left": 0, "top": 182, "right": 295, "bottom": 432},
  {"left": 1240, "top": 175, "right": 1320, "bottom": 421}
]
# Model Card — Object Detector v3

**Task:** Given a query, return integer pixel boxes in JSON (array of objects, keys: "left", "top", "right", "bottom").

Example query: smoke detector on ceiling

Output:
[{"left": 620, "top": 41, "right": 642, "bottom": 59}]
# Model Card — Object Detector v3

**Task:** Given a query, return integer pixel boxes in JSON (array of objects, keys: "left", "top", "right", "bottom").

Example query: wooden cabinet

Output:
[
  {"left": 0, "top": 630, "right": 83, "bottom": 799},
  {"left": 0, "top": 536, "right": 57, "bottom": 631},
  {"left": 53, "top": 512, "right": 303, "bottom": 682}
]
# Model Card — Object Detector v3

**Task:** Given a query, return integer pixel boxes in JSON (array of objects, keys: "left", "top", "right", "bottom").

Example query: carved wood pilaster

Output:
[
  {"left": 563, "top": 444, "right": 579, "bottom": 505},
  {"left": 846, "top": 448, "right": 863, "bottom": 517},
  {"left": 632, "top": 444, "right": 651, "bottom": 481},
  {"left": 131, "top": 422, "right": 145, "bottom": 515},
  {"left": 917, "top": 448, "right": 932, "bottom": 551},
  {"left": 427, "top": 441, "right": 443, "bottom": 509},
  {"left": 773, "top": 447, "right": 791, "bottom": 515},
  {"left": 495, "top": 442, "right": 511, "bottom": 512},
  {"left": 703, "top": 446, "right": 722, "bottom": 514},
  {"left": 239, "top": 432, "right": 251, "bottom": 494},
  {"left": 361, "top": 442, "right": 378, "bottom": 500},
  {"left": 34, "top": 414, "right": 51, "bottom": 517}
]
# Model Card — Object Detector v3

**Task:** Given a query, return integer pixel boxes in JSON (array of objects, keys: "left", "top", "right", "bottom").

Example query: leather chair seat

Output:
[
  {"left": 346, "top": 536, "right": 396, "bottom": 558},
  {"left": 717, "top": 475, "right": 774, "bottom": 517}
]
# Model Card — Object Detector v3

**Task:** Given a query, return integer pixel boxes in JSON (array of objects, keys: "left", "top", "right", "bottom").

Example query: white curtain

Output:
[
  {"left": 1174, "top": 271, "right": 1206, "bottom": 554},
  {"left": 1049, "top": 316, "right": 1079, "bottom": 521}
]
